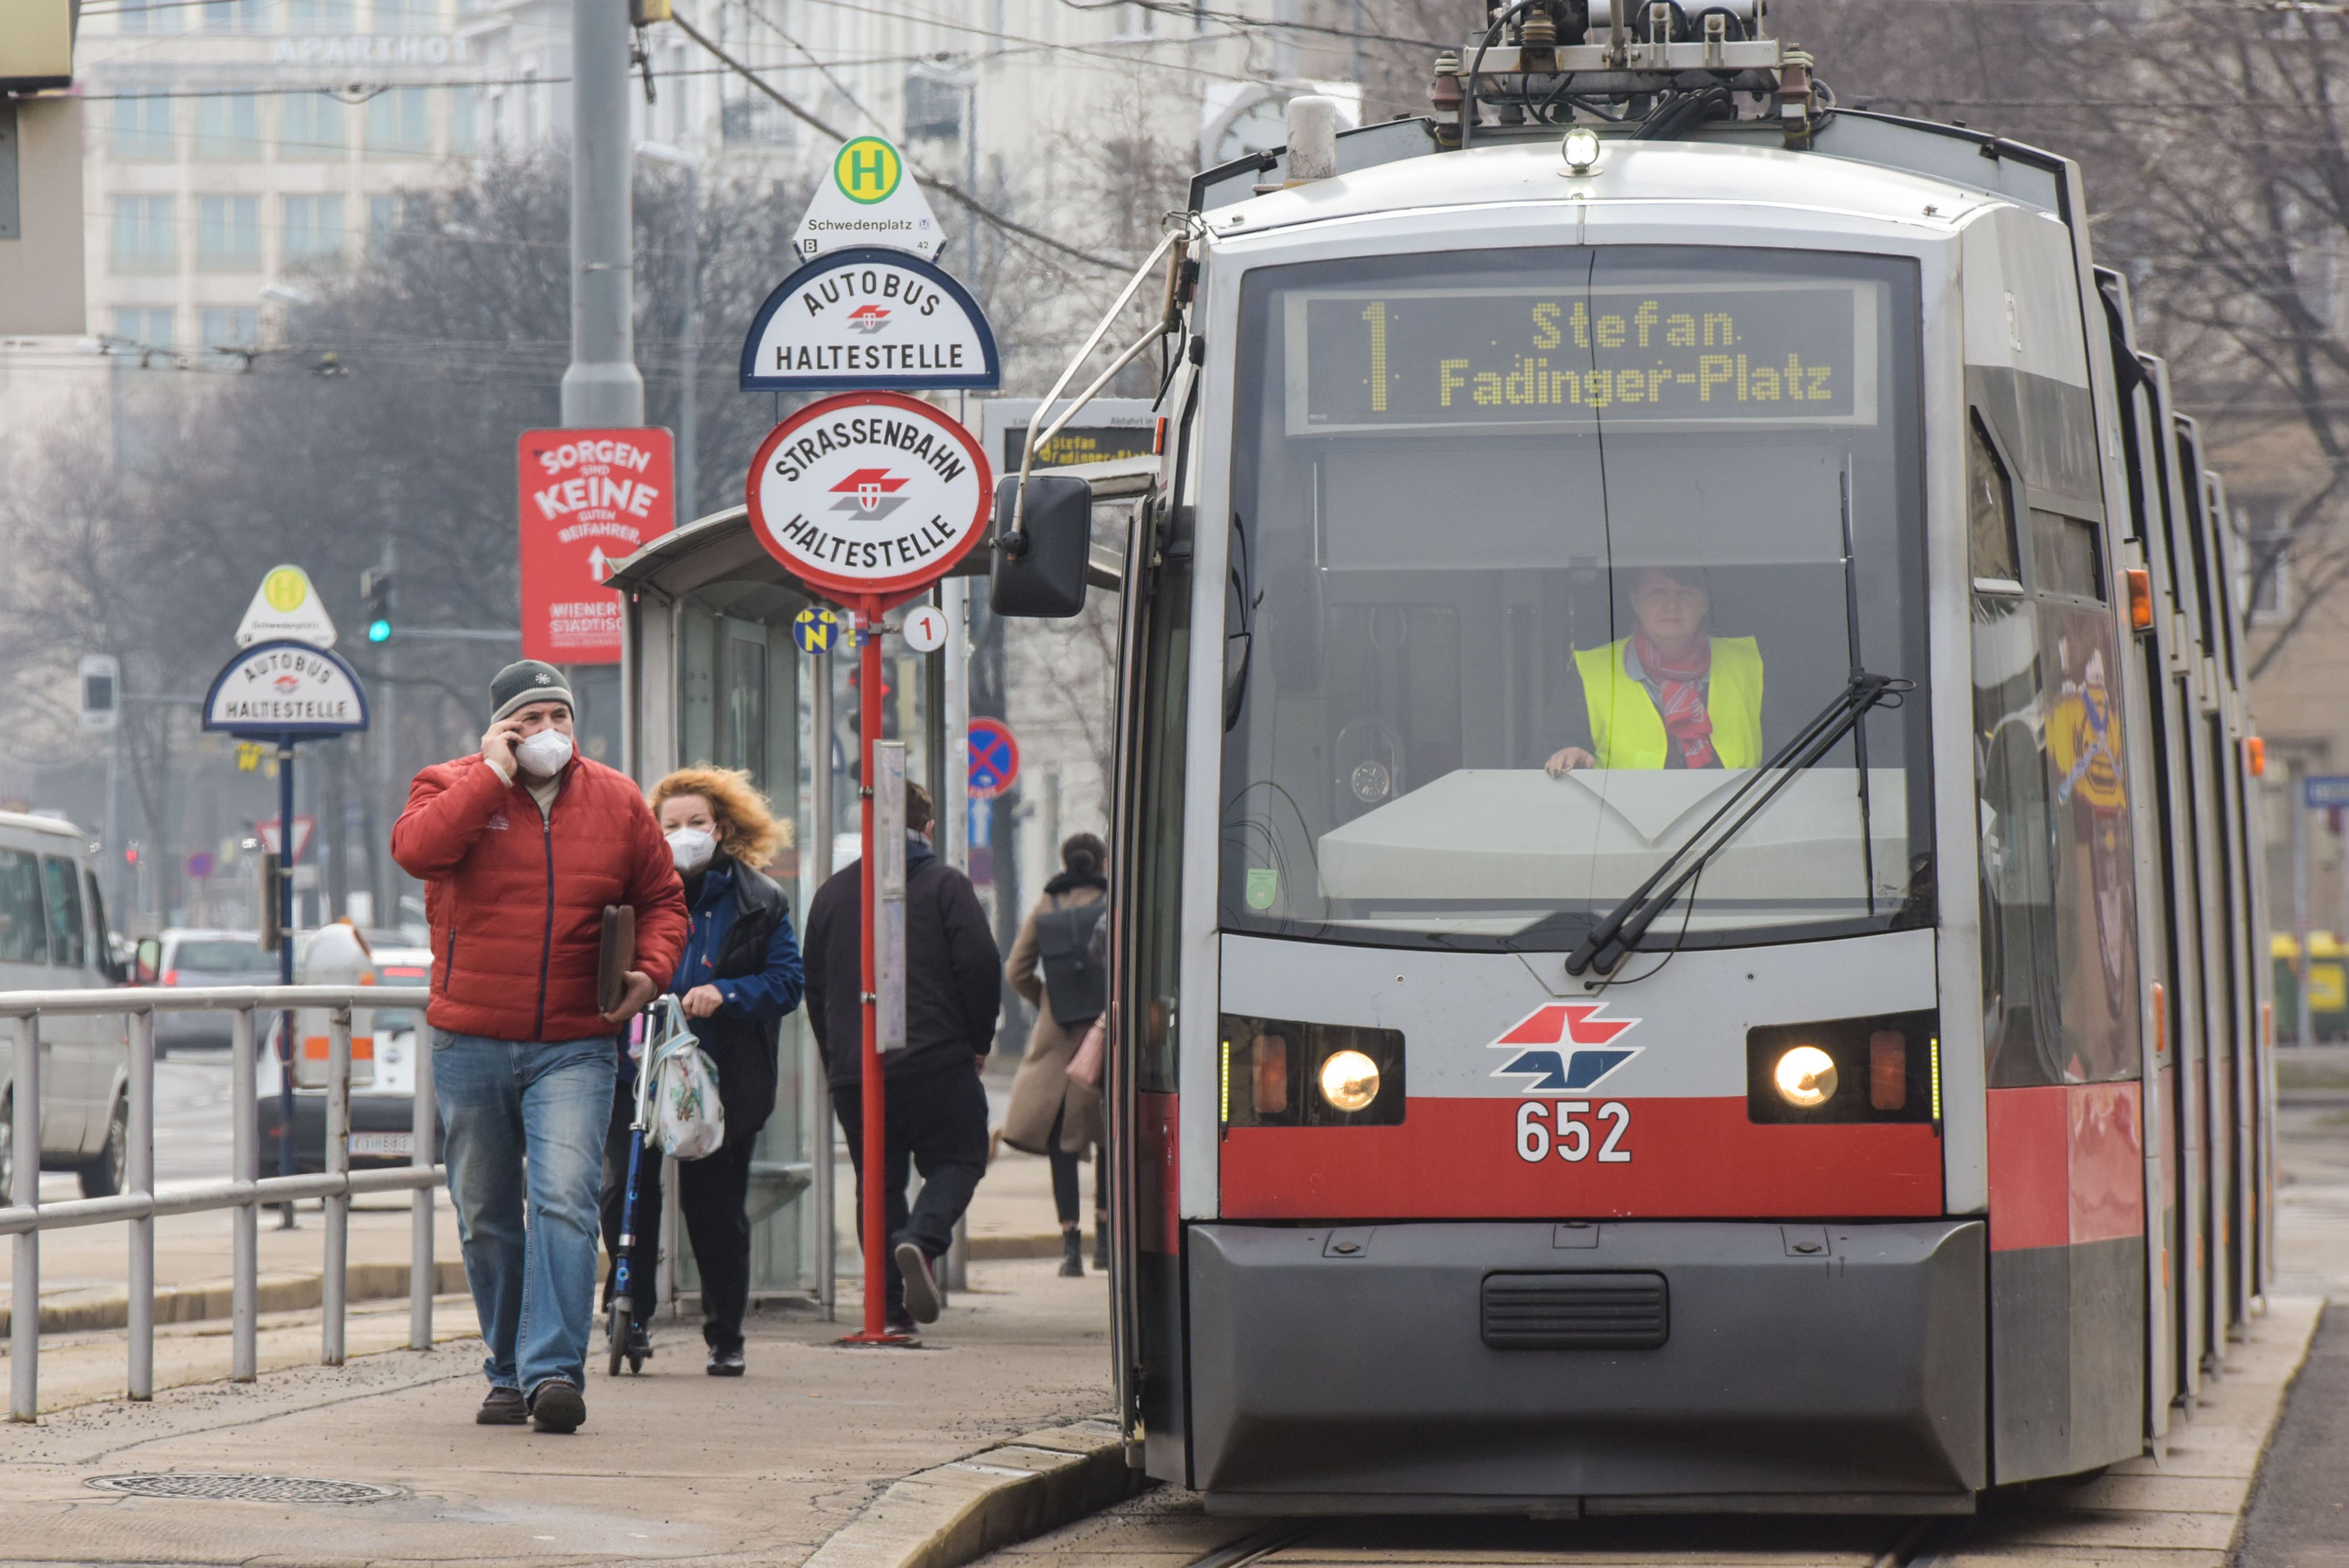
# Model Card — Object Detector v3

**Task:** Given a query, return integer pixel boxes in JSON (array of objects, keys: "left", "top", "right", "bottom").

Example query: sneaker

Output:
[
  {"left": 476, "top": 1386, "right": 528, "bottom": 1426},
  {"left": 706, "top": 1345, "right": 745, "bottom": 1377},
  {"left": 626, "top": 1321, "right": 652, "bottom": 1363},
  {"left": 894, "top": 1240, "right": 942, "bottom": 1323},
  {"left": 527, "top": 1379, "right": 586, "bottom": 1434},
  {"left": 1059, "top": 1230, "right": 1085, "bottom": 1278},
  {"left": 886, "top": 1308, "right": 920, "bottom": 1337}
]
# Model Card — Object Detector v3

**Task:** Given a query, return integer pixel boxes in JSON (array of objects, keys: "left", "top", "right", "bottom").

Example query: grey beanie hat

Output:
[{"left": 490, "top": 659, "right": 576, "bottom": 722}]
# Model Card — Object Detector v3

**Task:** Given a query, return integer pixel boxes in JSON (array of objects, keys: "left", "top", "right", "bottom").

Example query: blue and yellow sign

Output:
[
  {"left": 834, "top": 137, "right": 903, "bottom": 204},
  {"left": 791, "top": 606, "right": 858, "bottom": 655}
]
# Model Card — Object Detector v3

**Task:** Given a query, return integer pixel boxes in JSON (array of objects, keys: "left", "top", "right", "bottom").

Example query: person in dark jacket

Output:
[
  {"left": 601, "top": 766, "right": 803, "bottom": 1377},
  {"left": 803, "top": 780, "right": 999, "bottom": 1328}
]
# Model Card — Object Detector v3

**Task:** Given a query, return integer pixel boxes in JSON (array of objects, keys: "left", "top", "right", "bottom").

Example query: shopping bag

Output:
[
  {"left": 641, "top": 997, "right": 726, "bottom": 1160},
  {"left": 1066, "top": 1016, "right": 1107, "bottom": 1092}
]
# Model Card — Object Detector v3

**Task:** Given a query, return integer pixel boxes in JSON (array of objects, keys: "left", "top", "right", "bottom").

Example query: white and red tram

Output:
[{"left": 991, "top": 4, "right": 2274, "bottom": 1515}]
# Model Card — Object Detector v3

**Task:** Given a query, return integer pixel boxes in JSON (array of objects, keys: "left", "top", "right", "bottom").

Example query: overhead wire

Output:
[{"left": 667, "top": 7, "right": 1132, "bottom": 271}]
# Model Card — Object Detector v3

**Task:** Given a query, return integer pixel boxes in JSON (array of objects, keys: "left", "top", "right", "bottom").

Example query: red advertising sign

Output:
[{"left": 517, "top": 427, "right": 676, "bottom": 664}]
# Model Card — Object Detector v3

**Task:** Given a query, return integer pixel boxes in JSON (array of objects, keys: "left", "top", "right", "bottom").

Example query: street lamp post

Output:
[
  {"left": 635, "top": 141, "right": 698, "bottom": 520},
  {"left": 564, "top": 0, "right": 644, "bottom": 430}
]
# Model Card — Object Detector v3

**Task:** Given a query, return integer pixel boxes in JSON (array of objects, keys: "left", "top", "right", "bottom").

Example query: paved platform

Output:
[{"left": 0, "top": 1255, "right": 1113, "bottom": 1567}]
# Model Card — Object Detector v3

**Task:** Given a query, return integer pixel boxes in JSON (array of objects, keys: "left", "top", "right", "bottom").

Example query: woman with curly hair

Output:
[{"left": 599, "top": 766, "right": 803, "bottom": 1376}]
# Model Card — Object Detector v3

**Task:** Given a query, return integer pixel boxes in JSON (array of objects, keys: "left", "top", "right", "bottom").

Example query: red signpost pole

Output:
[
  {"left": 847, "top": 603, "right": 900, "bottom": 1342},
  {"left": 738, "top": 393, "right": 994, "bottom": 1345}
]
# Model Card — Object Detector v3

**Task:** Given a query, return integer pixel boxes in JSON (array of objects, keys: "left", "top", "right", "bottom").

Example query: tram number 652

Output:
[{"left": 1515, "top": 1101, "right": 1632, "bottom": 1164}]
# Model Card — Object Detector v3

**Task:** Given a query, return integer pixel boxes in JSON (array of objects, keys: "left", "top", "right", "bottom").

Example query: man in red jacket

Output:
[{"left": 392, "top": 659, "right": 687, "bottom": 1434}]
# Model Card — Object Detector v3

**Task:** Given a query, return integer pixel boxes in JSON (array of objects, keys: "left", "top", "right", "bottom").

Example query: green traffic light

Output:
[{"left": 368, "top": 618, "right": 393, "bottom": 643}]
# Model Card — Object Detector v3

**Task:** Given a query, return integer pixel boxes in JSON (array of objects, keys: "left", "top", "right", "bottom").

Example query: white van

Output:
[{"left": 0, "top": 812, "right": 131, "bottom": 1200}]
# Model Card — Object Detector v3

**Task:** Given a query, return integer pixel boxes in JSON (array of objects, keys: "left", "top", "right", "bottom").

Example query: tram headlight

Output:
[
  {"left": 1220, "top": 1014, "right": 1406, "bottom": 1127},
  {"left": 1318, "top": 1049, "right": 1382, "bottom": 1113},
  {"left": 1561, "top": 126, "right": 1603, "bottom": 174},
  {"left": 1772, "top": 1045, "right": 1839, "bottom": 1108},
  {"left": 1747, "top": 1012, "right": 1937, "bottom": 1125}
]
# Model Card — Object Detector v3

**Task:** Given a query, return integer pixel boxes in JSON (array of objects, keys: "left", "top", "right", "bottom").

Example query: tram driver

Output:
[{"left": 1543, "top": 564, "right": 1765, "bottom": 775}]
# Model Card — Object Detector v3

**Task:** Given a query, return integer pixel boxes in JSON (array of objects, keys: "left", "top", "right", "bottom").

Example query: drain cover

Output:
[{"left": 87, "top": 1473, "right": 403, "bottom": 1505}]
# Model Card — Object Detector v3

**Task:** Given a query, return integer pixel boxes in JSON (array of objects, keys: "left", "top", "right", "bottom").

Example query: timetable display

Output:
[{"left": 1284, "top": 280, "right": 1880, "bottom": 435}]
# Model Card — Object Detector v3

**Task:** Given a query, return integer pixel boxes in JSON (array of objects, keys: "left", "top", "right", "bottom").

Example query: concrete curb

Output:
[
  {"left": 0, "top": 1260, "right": 467, "bottom": 1337},
  {"left": 805, "top": 1416, "right": 1139, "bottom": 1568}
]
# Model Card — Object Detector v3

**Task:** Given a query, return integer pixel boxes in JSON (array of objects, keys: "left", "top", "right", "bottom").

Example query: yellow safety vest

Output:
[{"left": 1573, "top": 636, "right": 1765, "bottom": 770}]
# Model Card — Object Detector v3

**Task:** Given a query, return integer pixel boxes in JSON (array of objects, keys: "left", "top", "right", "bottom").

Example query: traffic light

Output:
[{"left": 361, "top": 567, "right": 395, "bottom": 644}]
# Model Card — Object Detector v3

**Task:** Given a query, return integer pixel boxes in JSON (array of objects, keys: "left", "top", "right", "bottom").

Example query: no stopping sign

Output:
[{"left": 968, "top": 717, "right": 1019, "bottom": 800}]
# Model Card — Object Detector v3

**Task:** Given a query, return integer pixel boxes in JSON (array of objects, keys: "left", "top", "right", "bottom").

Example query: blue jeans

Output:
[{"left": 432, "top": 1030, "right": 615, "bottom": 1394}]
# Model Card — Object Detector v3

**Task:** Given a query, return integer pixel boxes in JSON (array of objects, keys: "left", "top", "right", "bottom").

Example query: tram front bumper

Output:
[{"left": 1187, "top": 1219, "right": 1985, "bottom": 1512}]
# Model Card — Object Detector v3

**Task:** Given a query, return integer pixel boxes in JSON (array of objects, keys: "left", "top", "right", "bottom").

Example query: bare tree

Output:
[
  {"left": 0, "top": 151, "right": 816, "bottom": 921},
  {"left": 1783, "top": 0, "right": 2349, "bottom": 672}
]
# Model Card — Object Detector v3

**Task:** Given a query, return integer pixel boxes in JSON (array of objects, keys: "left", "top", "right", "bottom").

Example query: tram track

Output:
[{"left": 1181, "top": 1512, "right": 1964, "bottom": 1567}]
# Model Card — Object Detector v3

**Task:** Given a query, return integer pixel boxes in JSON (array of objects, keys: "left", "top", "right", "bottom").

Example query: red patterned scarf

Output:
[{"left": 1631, "top": 632, "right": 1718, "bottom": 768}]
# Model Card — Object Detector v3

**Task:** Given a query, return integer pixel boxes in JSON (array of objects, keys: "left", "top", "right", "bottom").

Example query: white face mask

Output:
[
  {"left": 514, "top": 728, "right": 573, "bottom": 776},
  {"left": 667, "top": 826, "right": 716, "bottom": 874}
]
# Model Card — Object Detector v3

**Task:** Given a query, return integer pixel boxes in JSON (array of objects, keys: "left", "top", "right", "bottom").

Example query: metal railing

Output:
[{"left": 1, "top": 985, "right": 437, "bottom": 1422}]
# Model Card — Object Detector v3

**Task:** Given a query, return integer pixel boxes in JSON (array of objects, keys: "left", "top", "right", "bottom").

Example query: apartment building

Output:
[{"left": 75, "top": 0, "right": 490, "bottom": 361}]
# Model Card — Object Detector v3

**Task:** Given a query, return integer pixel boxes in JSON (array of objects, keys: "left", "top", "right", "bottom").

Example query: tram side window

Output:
[
  {"left": 1972, "top": 422, "right": 2061, "bottom": 1086},
  {"left": 1969, "top": 419, "right": 2022, "bottom": 587},
  {"left": 2032, "top": 510, "right": 2104, "bottom": 601},
  {"left": 2037, "top": 593, "right": 2142, "bottom": 1083},
  {"left": 1970, "top": 418, "right": 2145, "bottom": 1086}
]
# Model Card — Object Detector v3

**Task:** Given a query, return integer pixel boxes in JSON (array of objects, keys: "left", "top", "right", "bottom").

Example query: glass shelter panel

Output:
[
  {"left": 669, "top": 579, "right": 816, "bottom": 1297},
  {"left": 1220, "top": 245, "right": 1933, "bottom": 953},
  {"left": 658, "top": 573, "right": 947, "bottom": 1302}
]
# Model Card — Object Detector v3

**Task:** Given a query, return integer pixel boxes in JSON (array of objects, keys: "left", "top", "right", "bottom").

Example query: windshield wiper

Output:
[{"left": 1563, "top": 668, "right": 1911, "bottom": 978}]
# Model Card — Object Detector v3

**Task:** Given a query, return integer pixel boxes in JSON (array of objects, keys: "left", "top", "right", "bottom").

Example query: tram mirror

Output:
[{"left": 990, "top": 474, "right": 1091, "bottom": 618}]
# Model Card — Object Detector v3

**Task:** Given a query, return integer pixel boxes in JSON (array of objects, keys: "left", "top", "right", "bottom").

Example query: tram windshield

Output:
[{"left": 1220, "top": 245, "right": 1932, "bottom": 953}]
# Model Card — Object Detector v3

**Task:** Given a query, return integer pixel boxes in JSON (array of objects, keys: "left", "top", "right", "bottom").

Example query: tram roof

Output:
[{"left": 1192, "top": 115, "right": 2067, "bottom": 251}]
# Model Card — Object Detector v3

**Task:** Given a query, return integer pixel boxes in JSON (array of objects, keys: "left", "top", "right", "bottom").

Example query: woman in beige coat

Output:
[{"left": 1002, "top": 833, "right": 1109, "bottom": 1276}]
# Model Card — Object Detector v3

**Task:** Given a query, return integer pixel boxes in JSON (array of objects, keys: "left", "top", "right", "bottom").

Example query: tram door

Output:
[{"left": 2098, "top": 284, "right": 2189, "bottom": 1438}]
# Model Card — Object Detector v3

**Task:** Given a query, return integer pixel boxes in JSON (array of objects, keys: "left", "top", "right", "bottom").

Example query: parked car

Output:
[
  {"left": 0, "top": 811, "right": 133, "bottom": 1200},
  {"left": 255, "top": 937, "right": 438, "bottom": 1175},
  {"left": 149, "top": 928, "right": 278, "bottom": 1055}
]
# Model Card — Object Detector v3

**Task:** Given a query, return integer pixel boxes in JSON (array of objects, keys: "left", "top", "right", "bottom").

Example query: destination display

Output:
[{"left": 1285, "top": 280, "right": 1879, "bottom": 435}]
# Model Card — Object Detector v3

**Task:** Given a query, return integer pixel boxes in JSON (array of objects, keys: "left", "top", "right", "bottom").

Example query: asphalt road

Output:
[{"left": 35, "top": 1050, "right": 258, "bottom": 1201}]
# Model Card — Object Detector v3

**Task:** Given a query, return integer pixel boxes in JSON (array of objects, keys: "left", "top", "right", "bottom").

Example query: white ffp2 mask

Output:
[
  {"left": 667, "top": 826, "right": 716, "bottom": 874},
  {"left": 514, "top": 728, "right": 573, "bottom": 776}
]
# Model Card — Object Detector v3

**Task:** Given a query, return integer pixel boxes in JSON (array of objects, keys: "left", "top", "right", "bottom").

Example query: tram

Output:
[{"left": 988, "top": 1, "right": 2276, "bottom": 1515}]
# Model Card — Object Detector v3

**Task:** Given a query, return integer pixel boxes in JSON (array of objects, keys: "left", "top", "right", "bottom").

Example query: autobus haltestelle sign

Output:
[
  {"left": 744, "top": 391, "right": 993, "bottom": 607},
  {"left": 202, "top": 640, "right": 370, "bottom": 736},
  {"left": 739, "top": 248, "right": 1001, "bottom": 392}
]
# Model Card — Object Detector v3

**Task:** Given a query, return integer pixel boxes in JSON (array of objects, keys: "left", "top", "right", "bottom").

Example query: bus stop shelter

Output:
[{"left": 607, "top": 501, "right": 978, "bottom": 1314}]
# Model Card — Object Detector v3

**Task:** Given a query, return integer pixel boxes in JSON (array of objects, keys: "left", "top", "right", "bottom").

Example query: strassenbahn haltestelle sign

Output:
[{"left": 743, "top": 391, "right": 993, "bottom": 607}]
